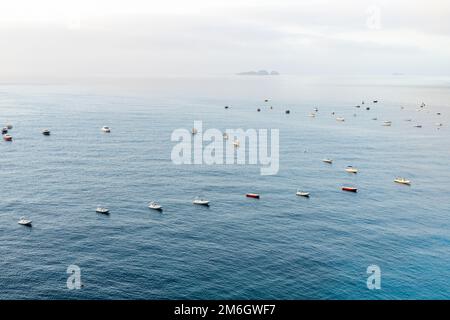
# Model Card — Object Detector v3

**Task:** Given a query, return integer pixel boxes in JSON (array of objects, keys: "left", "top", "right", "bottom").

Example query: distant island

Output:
[{"left": 237, "top": 70, "right": 280, "bottom": 76}]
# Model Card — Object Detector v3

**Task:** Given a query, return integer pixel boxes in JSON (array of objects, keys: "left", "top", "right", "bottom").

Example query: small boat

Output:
[
  {"left": 372, "top": 117, "right": 378, "bottom": 121},
  {"left": 42, "top": 129, "right": 51, "bottom": 136},
  {"left": 3, "top": 134, "right": 12, "bottom": 141},
  {"left": 420, "top": 102, "right": 426, "bottom": 108},
  {"left": 101, "top": 126, "right": 111, "bottom": 133},
  {"left": 191, "top": 128, "right": 198, "bottom": 135},
  {"left": 345, "top": 166, "right": 358, "bottom": 174},
  {"left": 18, "top": 217, "right": 32, "bottom": 226},
  {"left": 373, "top": 100, "right": 378, "bottom": 103},
  {"left": 322, "top": 158, "right": 333, "bottom": 164},
  {"left": 355, "top": 105, "right": 361, "bottom": 108},
  {"left": 331, "top": 112, "right": 335, "bottom": 115},
  {"left": 264, "top": 99, "right": 269, "bottom": 102},
  {"left": 96, "top": 207, "right": 109, "bottom": 214},
  {"left": 336, "top": 117, "right": 345, "bottom": 122},
  {"left": 148, "top": 201, "right": 163, "bottom": 210},
  {"left": 2, "top": 127, "right": 8, "bottom": 134},
  {"left": 383, "top": 121, "right": 392, "bottom": 126},
  {"left": 246, "top": 193, "right": 260, "bottom": 199},
  {"left": 224, "top": 106, "right": 229, "bottom": 109},
  {"left": 404, "top": 119, "right": 412, "bottom": 122},
  {"left": 296, "top": 190, "right": 310, "bottom": 197},
  {"left": 342, "top": 187, "right": 358, "bottom": 193},
  {"left": 362, "top": 101, "right": 365, "bottom": 104},
  {"left": 366, "top": 107, "right": 370, "bottom": 110},
  {"left": 436, "top": 123, "right": 443, "bottom": 127},
  {"left": 414, "top": 125, "right": 422, "bottom": 128},
  {"left": 394, "top": 178, "right": 411, "bottom": 185},
  {"left": 309, "top": 113, "right": 316, "bottom": 117},
  {"left": 314, "top": 108, "right": 319, "bottom": 112},
  {"left": 223, "top": 133, "right": 229, "bottom": 140},
  {"left": 285, "top": 110, "right": 290, "bottom": 114},
  {"left": 193, "top": 198, "right": 209, "bottom": 206},
  {"left": 257, "top": 108, "right": 261, "bottom": 112},
  {"left": 437, "top": 112, "right": 441, "bottom": 115},
  {"left": 233, "top": 139, "right": 240, "bottom": 147},
  {"left": 6, "top": 124, "right": 13, "bottom": 130}
]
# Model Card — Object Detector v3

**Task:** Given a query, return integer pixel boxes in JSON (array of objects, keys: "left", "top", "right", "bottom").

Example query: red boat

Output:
[
  {"left": 3, "top": 134, "right": 12, "bottom": 141},
  {"left": 246, "top": 193, "right": 260, "bottom": 199},
  {"left": 342, "top": 187, "right": 357, "bottom": 192}
]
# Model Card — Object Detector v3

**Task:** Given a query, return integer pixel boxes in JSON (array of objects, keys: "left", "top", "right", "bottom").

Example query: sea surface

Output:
[{"left": 0, "top": 75, "right": 449, "bottom": 299}]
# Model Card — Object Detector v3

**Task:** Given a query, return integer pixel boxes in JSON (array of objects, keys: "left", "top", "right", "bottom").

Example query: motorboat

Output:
[
  {"left": 42, "top": 129, "right": 51, "bottom": 136},
  {"left": 3, "top": 134, "right": 12, "bottom": 141},
  {"left": 1, "top": 127, "right": 8, "bottom": 134},
  {"left": 102, "top": 126, "right": 111, "bottom": 133},
  {"left": 355, "top": 105, "right": 361, "bottom": 108},
  {"left": 373, "top": 100, "right": 378, "bottom": 103},
  {"left": 233, "top": 139, "right": 240, "bottom": 147},
  {"left": 314, "top": 107, "right": 319, "bottom": 112},
  {"left": 383, "top": 121, "right": 392, "bottom": 126},
  {"left": 18, "top": 217, "right": 32, "bottom": 226},
  {"left": 309, "top": 113, "right": 316, "bottom": 117},
  {"left": 96, "top": 207, "right": 110, "bottom": 214},
  {"left": 246, "top": 193, "right": 260, "bottom": 199},
  {"left": 257, "top": 108, "right": 261, "bottom": 112},
  {"left": 342, "top": 187, "right": 358, "bottom": 192},
  {"left": 296, "top": 190, "right": 310, "bottom": 197},
  {"left": 191, "top": 128, "right": 198, "bottom": 135},
  {"left": 336, "top": 117, "right": 345, "bottom": 122},
  {"left": 6, "top": 124, "right": 13, "bottom": 130},
  {"left": 366, "top": 107, "right": 370, "bottom": 110},
  {"left": 193, "top": 198, "right": 209, "bottom": 206},
  {"left": 223, "top": 133, "right": 229, "bottom": 140},
  {"left": 414, "top": 125, "right": 422, "bottom": 128},
  {"left": 285, "top": 110, "right": 290, "bottom": 114},
  {"left": 224, "top": 106, "right": 229, "bottom": 109},
  {"left": 148, "top": 201, "right": 163, "bottom": 211},
  {"left": 394, "top": 178, "right": 411, "bottom": 185},
  {"left": 322, "top": 159, "right": 333, "bottom": 164},
  {"left": 345, "top": 166, "right": 358, "bottom": 174}
]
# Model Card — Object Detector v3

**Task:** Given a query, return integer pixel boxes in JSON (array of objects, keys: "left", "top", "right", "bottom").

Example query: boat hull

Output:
[
  {"left": 246, "top": 193, "right": 260, "bottom": 199},
  {"left": 342, "top": 187, "right": 358, "bottom": 193}
]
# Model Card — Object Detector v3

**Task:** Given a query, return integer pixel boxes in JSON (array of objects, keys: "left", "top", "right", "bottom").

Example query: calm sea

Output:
[{"left": 0, "top": 75, "right": 449, "bottom": 299}]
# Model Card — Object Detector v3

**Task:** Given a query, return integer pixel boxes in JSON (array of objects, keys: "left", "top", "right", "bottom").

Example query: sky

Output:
[{"left": 0, "top": 0, "right": 450, "bottom": 78}]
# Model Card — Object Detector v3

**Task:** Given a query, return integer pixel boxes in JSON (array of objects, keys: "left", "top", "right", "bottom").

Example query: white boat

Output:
[
  {"left": 96, "top": 207, "right": 110, "bottom": 214},
  {"left": 148, "top": 201, "right": 163, "bottom": 210},
  {"left": 336, "top": 117, "right": 345, "bottom": 122},
  {"left": 18, "top": 217, "right": 32, "bottom": 226},
  {"left": 193, "top": 198, "right": 209, "bottom": 206},
  {"left": 322, "top": 159, "right": 333, "bottom": 164},
  {"left": 394, "top": 178, "right": 411, "bottom": 185},
  {"left": 296, "top": 190, "right": 310, "bottom": 197},
  {"left": 233, "top": 139, "right": 240, "bottom": 147},
  {"left": 101, "top": 126, "right": 111, "bottom": 133},
  {"left": 309, "top": 113, "right": 316, "bottom": 117},
  {"left": 42, "top": 129, "right": 51, "bottom": 136},
  {"left": 383, "top": 121, "right": 392, "bottom": 126},
  {"left": 345, "top": 166, "right": 358, "bottom": 173}
]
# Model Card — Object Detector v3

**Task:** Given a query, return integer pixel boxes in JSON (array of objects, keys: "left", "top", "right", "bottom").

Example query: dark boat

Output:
[
  {"left": 342, "top": 187, "right": 357, "bottom": 193},
  {"left": 285, "top": 110, "right": 290, "bottom": 114},
  {"left": 1, "top": 127, "right": 7, "bottom": 134},
  {"left": 257, "top": 108, "right": 261, "bottom": 112},
  {"left": 246, "top": 193, "right": 260, "bottom": 199},
  {"left": 42, "top": 129, "right": 51, "bottom": 136}
]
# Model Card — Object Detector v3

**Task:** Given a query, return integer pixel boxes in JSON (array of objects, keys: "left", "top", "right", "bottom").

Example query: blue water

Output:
[{"left": 1, "top": 75, "right": 450, "bottom": 299}]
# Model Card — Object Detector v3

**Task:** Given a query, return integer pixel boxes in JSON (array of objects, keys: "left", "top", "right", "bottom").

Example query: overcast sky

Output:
[{"left": 1, "top": 0, "right": 450, "bottom": 78}]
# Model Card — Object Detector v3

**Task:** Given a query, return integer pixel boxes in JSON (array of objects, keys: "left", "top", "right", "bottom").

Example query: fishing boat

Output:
[
  {"left": 345, "top": 166, "right": 358, "bottom": 174},
  {"left": 342, "top": 187, "right": 358, "bottom": 192},
  {"left": 336, "top": 117, "right": 345, "bottom": 122},
  {"left": 148, "top": 201, "right": 163, "bottom": 211},
  {"left": 394, "top": 178, "right": 411, "bottom": 185},
  {"left": 296, "top": 190, "right": 310, "bottom": 197},
  {"left": 322, "top": 158, "right": 333, "bottom": 164},
  {"left": 246, "top": 193, "right": 260, "bottom": 199},
  {"left": 3, "top": 134, "right": 12, "bottom": 141},
  {"left": 101, "top": 126, "right": 111, "bottom": 133},
  {"left": 42, "top": 129, "right": 51, "bottom": 136},
  {"left": 18, "top": 217, "right": 32, "bottom": 226},
  {"left": 193, "top": 198, "right": 209, "bottom": 206},
  {"left": 96, "top": 207, "right": 110, "bottom": 214}
]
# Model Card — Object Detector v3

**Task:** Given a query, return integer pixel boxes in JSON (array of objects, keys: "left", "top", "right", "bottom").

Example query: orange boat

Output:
[
  {"left": 246, "top": 193, "right": 260, "bottom": 199},
  {"left": 342, "top": 187, "right": 357, "bottom": 193}
]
